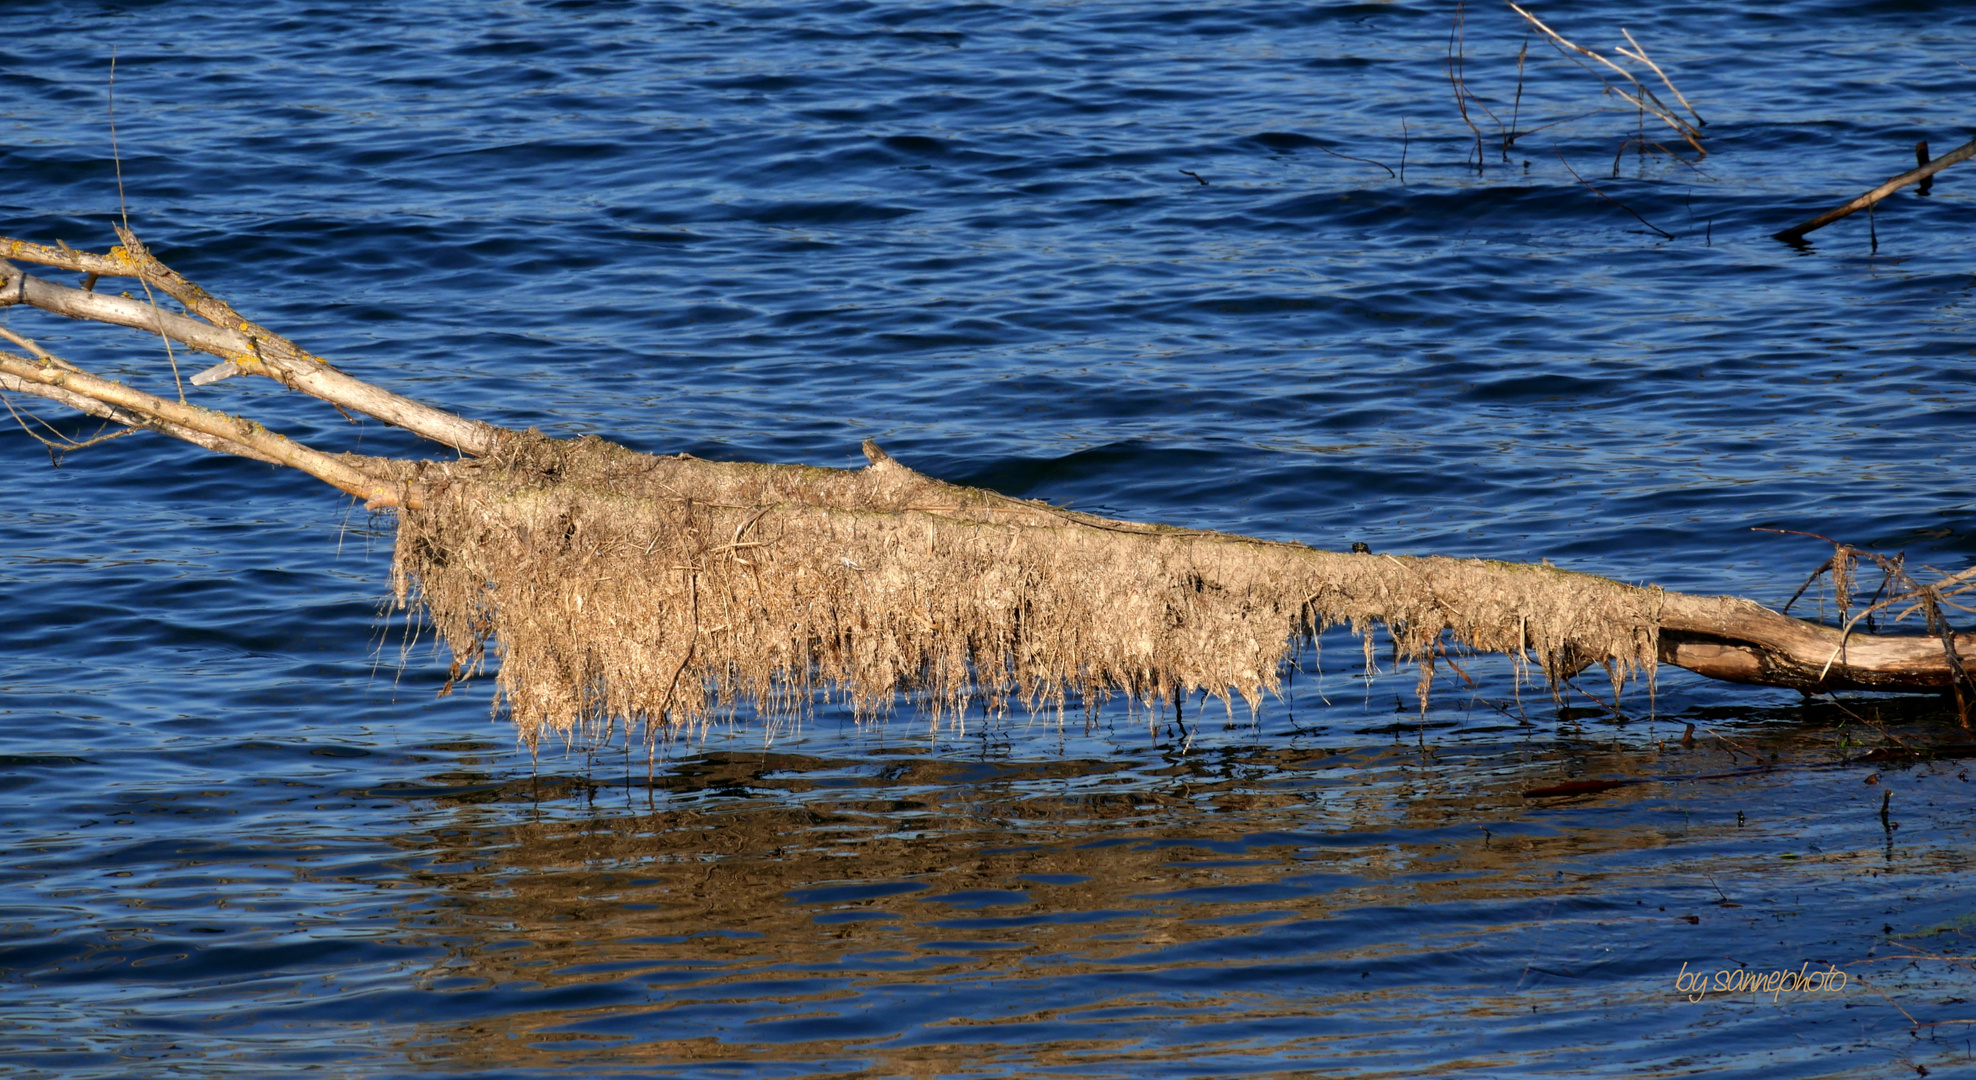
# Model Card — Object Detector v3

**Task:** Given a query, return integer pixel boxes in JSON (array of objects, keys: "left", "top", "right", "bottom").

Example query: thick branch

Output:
[
  {"left": 0, "top": 350, "right": 416, "bottom": 507},
  {"left": 0, "top": 257, "right": 257, "bottom": 356},
  {"left": 0, "top": 241, "right": 509, "bottom": 456},
  {"left": 0, "top": 367, "right": 280, "bottom": 464},
  {"left": 1659, "top": 591, "right": 1976, "bottom": 693}
]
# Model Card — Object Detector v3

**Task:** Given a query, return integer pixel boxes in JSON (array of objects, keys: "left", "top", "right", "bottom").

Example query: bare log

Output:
[
  {"left": 1773, "top": 135, "right": 1976, "bottom": 243},
  {"left": 1659, "top": 593, "right": 1976, "bottom": 694},
  {"left": 6, "top": 228, "right": 1976, "bottom": 742}
]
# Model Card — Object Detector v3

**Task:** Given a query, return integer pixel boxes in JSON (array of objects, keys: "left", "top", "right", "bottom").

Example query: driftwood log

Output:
[
  {"left": 3, "top": 229, "right": 1973, "bottom": 742},
  {"left": 1773, "top": 135, "right": 1976, "bottom": 243}
]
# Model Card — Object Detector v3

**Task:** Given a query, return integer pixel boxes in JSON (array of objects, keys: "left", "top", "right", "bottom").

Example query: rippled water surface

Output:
[{"left": 5, "top": 1, "right": 1976, "bottom": 1076}]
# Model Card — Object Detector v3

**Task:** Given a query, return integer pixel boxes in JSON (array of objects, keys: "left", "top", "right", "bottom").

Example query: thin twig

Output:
[
  {"left": 1769, "top": 526, "right": 1976, "bottom": 725},
  {"left": 1507, "top": 34, "right": 1529, "bottom": 157},
  {"left": 0, "top": 385, "right": 138, "bottom": 458},
  {"left": 1820, "top": 693, "right": 1910, "bottom": 753},
  {"left": 109, "top": 51, "right": 188, "bottom": 403},
  {"left": 1781, "top": 556, "right": 1834, "bottom": 616},
  {"left": 1446, "top": 2, "right": 1485, "bottom": 171},
  {"left": 1555, "top": 145, "right": 1674, "bottom": 239},
  {"left": 1617, "top": 29, "right": 1705, "bottom": 129},
  {"left": 1508, "top": 4, "right": 1703, "bottom": 155},
  {"left": 1514, "top": 108, "right": 1622, "bottom": 142},
  {"left": 1611, "top": 138, "right": 1710, "bottom": 177},
  {"left": 1309, "top": 139, "right": 1395, "bottom": 179},
  {"left": 0, "top": 326, "right": 78, "bottom": 371}
]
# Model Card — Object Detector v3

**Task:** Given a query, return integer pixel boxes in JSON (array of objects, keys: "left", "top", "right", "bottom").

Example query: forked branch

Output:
[
  {"left": 0, "top": 236, "right": 505, "bottom": 455},
  {"left": 1507, "top": 3, "right": 1705, "bottom": 156}
]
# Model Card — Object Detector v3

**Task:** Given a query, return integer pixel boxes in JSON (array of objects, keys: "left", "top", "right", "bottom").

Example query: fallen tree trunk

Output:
[{"left": 3, "top": 230, "right": 1973, "bottom": 742}]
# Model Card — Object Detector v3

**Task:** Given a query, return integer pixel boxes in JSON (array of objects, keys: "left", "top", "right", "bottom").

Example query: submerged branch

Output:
[
  {"left": 6, "top": 229, "right": 1975, "bottom": 743},
  {"left": 1773, "top": 135, "right": 1976, "bottom": 243}
]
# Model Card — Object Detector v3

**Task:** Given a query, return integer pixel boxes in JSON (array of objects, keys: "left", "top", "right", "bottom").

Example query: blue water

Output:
[{"left": 4, "top": 1, "right": 1975, "bottom": 1076}]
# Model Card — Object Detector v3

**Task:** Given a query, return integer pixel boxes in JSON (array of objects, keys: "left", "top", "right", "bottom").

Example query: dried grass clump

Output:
[{"left": 388, "top": 434, "right": 1661, "bottom": 745}]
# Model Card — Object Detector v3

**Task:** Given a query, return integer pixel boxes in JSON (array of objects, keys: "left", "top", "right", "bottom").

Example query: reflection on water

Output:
[
  {"left": 359, "top": 691, "right": 1974, "bottom": 1075},
  {"left": 4, "top": 637, "right": 1973, "bottom": 1075}
]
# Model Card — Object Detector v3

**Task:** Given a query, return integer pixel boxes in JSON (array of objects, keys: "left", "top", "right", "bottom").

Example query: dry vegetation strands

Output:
[
  {"left": 384, "top": 435, "right": 1660, "bottom": 742},
  {"left": 4, "top": 230, "right": 1976, "bottom": 742}
]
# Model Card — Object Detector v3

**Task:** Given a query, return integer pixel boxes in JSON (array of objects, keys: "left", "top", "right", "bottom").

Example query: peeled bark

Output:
[
  {"left": 1658, "top": 590, "right": 1976, "bottom": 695},
  {"left": 3, "top": 229, "right": 1971, "bottom": 740}
]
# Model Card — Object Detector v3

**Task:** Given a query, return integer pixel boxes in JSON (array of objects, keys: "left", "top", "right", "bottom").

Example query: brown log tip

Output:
[{"left": 1523, "top": 778, "right": 1636, "bottom": 798}]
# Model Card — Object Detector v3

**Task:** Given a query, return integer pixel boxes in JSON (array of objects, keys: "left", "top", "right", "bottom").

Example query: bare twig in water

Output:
[
  {"left": 1399, "top": 117, "right": 1409, "bottom": 183},
  {"left": 1446, "top": 2, "right": 1490, "bottom": 170},
  {"left": 1774, "top": 136, "right": 1976, "bottom": 243},
  {"left": 1516, "top": 108, "right": 1621, "bottom": 142},
  {"left": 1554, "top": 145, "right": 1674, "bottom": 239},
  {"left": 1508, "top": 4, "right": 1703, "bottom": 156},
  {"left": 1612, "top": 138, "right": 1712, "bottom": 178},
  {"left": 1616, "top": 29, "right": 1706, "bottom": 130},
  {"left": 1507, "top": 34, "right": 1528, "bottom": 157},
  {"left": 1309, "top": 139, "right": 1395, "bottom": 179},
  {"left": 1820, "top": 693, "right": 1911, "bottom": 754},
  {"left": 1178, "top": 169, "right": 1207, "bottom": 185}
]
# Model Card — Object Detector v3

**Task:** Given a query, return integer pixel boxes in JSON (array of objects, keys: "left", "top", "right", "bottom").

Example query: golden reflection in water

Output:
[{"left": 384, "top": 705, "right": 1972, "bottom": 1073}]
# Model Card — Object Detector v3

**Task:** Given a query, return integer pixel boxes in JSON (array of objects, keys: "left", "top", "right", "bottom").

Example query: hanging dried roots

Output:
[{"left": 387, "top": 434, "right": 1661, "bottom": 744}]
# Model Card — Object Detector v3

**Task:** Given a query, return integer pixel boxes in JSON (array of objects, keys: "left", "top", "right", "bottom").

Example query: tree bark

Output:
[
  {"left": 0, "top": 349, "right": 412, "bottom": 506},
  {"left": 1659, "top": 592, "right": 1976, "bottom": 694},
  {"left": 0, "top": 365, "right": 281, "bottom": 465}
]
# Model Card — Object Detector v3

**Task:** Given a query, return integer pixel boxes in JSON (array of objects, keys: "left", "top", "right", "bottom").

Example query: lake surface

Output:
[{"left": 4, "top": 1, "right": 1975, "bottom": 1075}]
